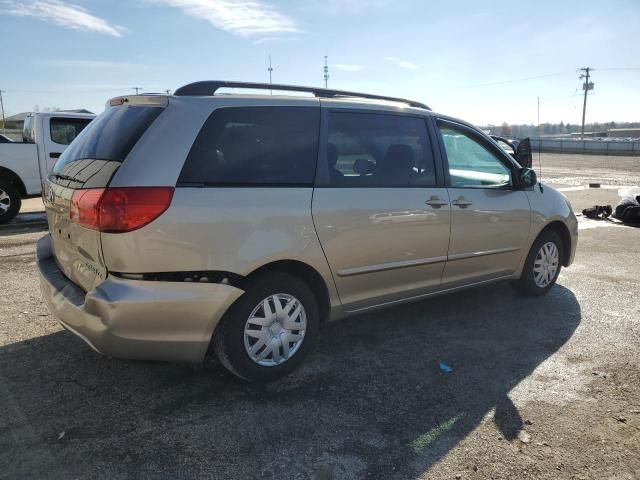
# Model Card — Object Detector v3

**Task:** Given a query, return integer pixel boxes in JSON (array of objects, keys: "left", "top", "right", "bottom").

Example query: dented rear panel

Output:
[{"left": 45, "top": 101, "right": 165, "bottom": 291}]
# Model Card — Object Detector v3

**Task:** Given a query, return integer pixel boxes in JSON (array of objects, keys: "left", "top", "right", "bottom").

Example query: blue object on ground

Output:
[{"left": 438, "top": 362, "right": 453, "bottom": 373}]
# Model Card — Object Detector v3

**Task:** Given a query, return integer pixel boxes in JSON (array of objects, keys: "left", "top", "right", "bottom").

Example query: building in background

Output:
[
  {"left": 607, "top": 128, "right": 640, "bottom": 138},
  {"left": 2, "top": 112, "right": 28, "bottom": 130}
]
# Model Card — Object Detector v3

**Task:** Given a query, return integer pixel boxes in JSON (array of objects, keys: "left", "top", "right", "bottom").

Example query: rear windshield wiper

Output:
[{"left": 49, "top": 173, "right": 81, "bottom": 183}]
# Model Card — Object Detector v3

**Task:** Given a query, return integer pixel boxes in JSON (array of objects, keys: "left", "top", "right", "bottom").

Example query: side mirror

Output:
[{"left": 518, "top": 167, "right": 537, "bottom": 189}]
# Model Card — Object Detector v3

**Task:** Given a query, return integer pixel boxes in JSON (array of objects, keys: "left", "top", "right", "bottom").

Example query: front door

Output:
[
  {"left": 435, "top": 120, "right": 531, "bottom": 287},
  {"left": 312, "top": 110, "right": 451, "bottom": 311}
]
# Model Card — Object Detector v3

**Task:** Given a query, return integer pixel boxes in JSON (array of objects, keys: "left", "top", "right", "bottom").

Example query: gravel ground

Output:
[
  {"left": 0, "top": 154, "right": 639, "bottom": 479},
  {"left": 536, "top": 153, "right": 640, "bottom": 188}
]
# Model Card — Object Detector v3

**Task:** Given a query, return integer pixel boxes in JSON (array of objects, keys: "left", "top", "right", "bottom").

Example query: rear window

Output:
[
  {"left": 50, "top": 117, "right": 92, "bottom": 145},
  {"left": 178, "top": 106, "right": 320, "bottom": 186},
  {"left": 22, "top": 116, "right": 34, "bottom": 143},
  {"left": 51, "top": 106, "right": 163, "bottom": 189}
]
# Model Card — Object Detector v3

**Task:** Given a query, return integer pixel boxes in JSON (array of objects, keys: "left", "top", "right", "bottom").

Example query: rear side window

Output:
[
  {"left": 50, "top": 117, "right": 92, "bottom": 145},
  {"left": 178, "top": 106, "right": 320, "bottom": 186},
  {"left": 51, "top": 106, "right": 163, "bottom": 189}
]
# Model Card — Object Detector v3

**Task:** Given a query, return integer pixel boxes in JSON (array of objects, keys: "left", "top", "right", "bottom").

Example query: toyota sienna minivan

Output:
[{"left": 37, "top": 81, "right": 577, "bottom": 381}]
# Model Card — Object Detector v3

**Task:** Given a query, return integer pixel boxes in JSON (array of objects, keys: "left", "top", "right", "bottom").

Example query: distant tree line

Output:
[{"left": 482, "top": 121, "right": 640, "bottom": 138}]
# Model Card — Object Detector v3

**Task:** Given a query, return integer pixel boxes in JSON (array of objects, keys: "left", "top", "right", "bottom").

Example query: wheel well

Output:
[
  {"left": 539, "top": 221, "right": 572, "bottom": 267},
  {"left": 0, "top": 167, "right": 27, "bottom": 196},
  {"left": 241, "top": 260, "right": 331, "bottom": 322}
]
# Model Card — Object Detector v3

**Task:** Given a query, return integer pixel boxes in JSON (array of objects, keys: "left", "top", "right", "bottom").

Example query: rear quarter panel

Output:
[{"left": 100, "top": 188, "right": 342, "bottom": 312}]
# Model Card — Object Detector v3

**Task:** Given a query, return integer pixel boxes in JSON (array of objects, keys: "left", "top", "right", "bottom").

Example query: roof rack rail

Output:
[{"left": 173, "top": 80, "right": 430, "bottom": 110}]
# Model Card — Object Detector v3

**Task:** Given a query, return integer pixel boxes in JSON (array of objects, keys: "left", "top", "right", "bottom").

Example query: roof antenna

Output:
[
  {"left": 268, "top": 54, "right": 274, "bottom": 95},
  {"left": 537, "top": 96, "right": 542, "bottom": 180},
  {"left": 324, "top": 56, "right": 329, "bottom": 88}
]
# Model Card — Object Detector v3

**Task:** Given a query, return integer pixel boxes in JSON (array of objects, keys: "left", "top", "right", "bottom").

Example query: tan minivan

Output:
[{"left": 37, "top": 81, "right": 577, "bottom": 381}]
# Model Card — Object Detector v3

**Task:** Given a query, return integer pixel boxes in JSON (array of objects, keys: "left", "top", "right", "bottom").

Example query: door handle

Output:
[
  {"left": 452, "top": 197, "right": 473, "bottom": 208},
  {"left": 425, "top": 196, "right": 449, "bottom": 208},
  {"left": 49, "top": 152, "right": 61, "bottom": 159}
]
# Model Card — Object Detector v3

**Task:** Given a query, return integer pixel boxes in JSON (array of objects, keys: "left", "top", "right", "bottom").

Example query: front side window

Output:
[
  {"left": 439, "top": 124, "right": 511, "bottom": 188},
  {"left": 179, "top": 107, "right": 320, "bottom": 186},
  {"left": 50, "top": 117, "right": 93, "bottom": 145},
  {"left": 326, "top": 112, "right": 435, "bottom": 187}
]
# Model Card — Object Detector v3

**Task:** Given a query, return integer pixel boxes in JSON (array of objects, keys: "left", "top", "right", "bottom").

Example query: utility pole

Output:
[
  {"left": 0, "top": 89, "right": 5, "bottom": 129},
  {"left": 323, "top": 56, "right": 329, "bottom": 88},
  {"left": 132, "top": 86, "right": 142, "bottom": 95},
  {"left": 579, "top": 67, "right": 594, "bottom": 140}
]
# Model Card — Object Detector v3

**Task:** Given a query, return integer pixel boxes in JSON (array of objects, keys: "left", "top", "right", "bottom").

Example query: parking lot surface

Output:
[{"left": 1, "top": 154, "right": 639, "bottom": 479}]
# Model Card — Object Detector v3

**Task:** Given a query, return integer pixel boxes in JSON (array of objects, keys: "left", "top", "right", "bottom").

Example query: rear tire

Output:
[
  {"left": 212, "top": 272, "right": 319, "bottom": 382},
  {"left": 0, "top": 180, "right": 21, "bottom": 225},
  {"left": 511, "top": 230, "right": 563, "bottom": 296}
]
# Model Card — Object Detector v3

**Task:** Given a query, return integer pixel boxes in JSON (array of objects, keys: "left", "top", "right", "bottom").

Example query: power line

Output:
[
  {"left": 446, "top": 71, "right": 575, "bottom": 90},
  {"left": 445, "top": 66, "right": 639, "bottom": 91},
  {"left": 594, "top": 66, "right": 640, "bottom": 71},
  {"left": 1, "top": 87, "right": 136, "bottom": 94}
]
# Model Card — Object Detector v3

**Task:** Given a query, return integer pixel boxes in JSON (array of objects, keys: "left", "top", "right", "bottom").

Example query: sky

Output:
[{"left": 1, "top": 0, "right": 639, "bottom": 125}]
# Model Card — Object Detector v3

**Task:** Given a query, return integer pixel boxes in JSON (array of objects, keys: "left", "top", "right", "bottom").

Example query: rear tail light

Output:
[
  {"left": 69, "top": 188, "right": 104, "bottom": 230},
  {"left": 70, "top": 187, "right": 174, "bottom": 233}
]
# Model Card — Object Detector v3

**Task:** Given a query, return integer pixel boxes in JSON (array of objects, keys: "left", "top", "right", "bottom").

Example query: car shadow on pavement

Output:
[{"left": 0, "top": 282, "right": 580, "bottom": 479}]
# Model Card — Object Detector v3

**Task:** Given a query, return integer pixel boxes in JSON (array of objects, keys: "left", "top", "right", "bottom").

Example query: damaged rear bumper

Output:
[{"left": 36, "top": 234, "right": 244, "bottom": 363}]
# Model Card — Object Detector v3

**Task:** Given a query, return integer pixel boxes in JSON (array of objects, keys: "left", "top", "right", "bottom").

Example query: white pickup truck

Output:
[{"left": 0, "top": 111, "right": 95, "bottom": 223}]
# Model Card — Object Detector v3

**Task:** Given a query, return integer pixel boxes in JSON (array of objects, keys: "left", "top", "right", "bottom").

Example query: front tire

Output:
[
  {"left": 0, "top": 180, "right": 21, "bottom": 225},
  {"left": 511, "top": 230, "right": 563, "bottom": 296},
  {"left": 212, "top": 272, "right": 320, "bottom": 382}
]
